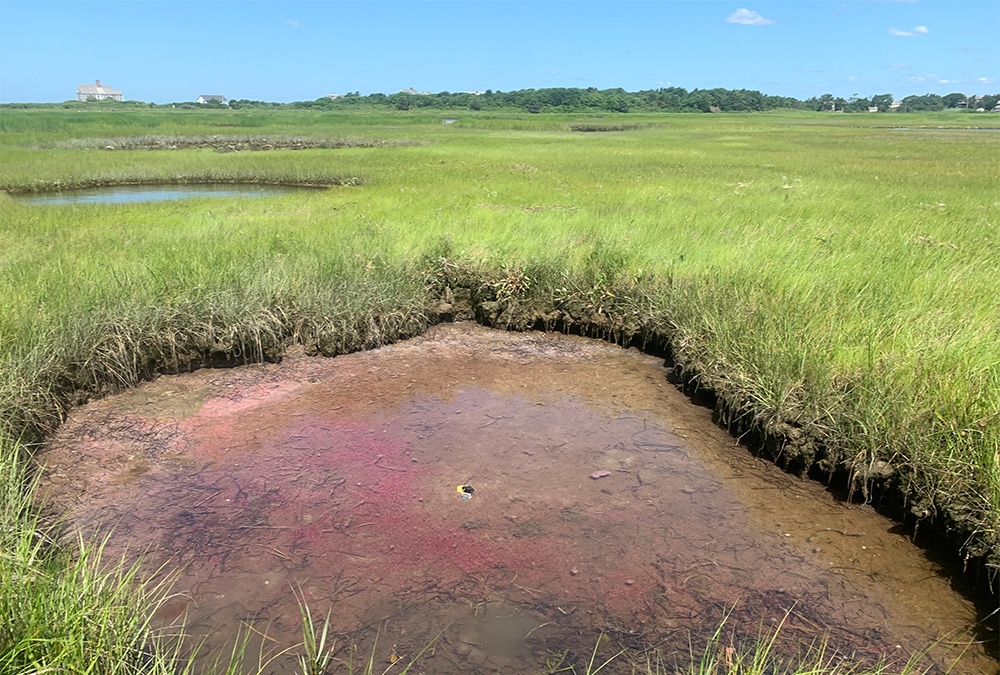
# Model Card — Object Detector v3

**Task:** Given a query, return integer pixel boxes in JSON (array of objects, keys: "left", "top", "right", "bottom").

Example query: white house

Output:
[
  {"left": 77, "top": 79, "right": 123, "bottom": 102},
  {"left": 197, "top": 95, "right": 228, "bottom": 105}
]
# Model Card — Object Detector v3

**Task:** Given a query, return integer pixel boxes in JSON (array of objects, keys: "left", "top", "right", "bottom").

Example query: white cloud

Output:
[
  {"left": 883, "top": 63, "right": 913, "bottom": 71},
  {"left": 726, "top": 8, "right": 776, "bottom": 26},
  {"left": 285, "top": 19, "right": 300, "bottom": 27},
  {"left": 890, "top": 25, "right": 929, "bottom": 37}
]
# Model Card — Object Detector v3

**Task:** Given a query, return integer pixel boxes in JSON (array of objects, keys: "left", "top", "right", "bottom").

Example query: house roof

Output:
[
  {"left": 77, "top": 83, "right": 122, "bottom": 96},
  {"left": 198, "top": 95, "right": 227, "bottom": 101}
]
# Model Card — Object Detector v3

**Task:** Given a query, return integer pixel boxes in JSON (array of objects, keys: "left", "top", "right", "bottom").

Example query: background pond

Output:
[{"left": 8, "top": 184, "right": 324, "bottom": 205}]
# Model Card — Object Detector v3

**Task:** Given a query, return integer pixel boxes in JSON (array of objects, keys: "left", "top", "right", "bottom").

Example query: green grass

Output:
[
  {"left": 637, "top": 619, "right": 964, "bottom": 675},
  {"left": 1, "top": 109, "right": 997, "bottom": 671}
]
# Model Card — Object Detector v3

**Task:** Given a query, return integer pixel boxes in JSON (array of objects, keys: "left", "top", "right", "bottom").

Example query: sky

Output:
[{"left": 0, "top": 0, "right": 997, "bottom": 104}]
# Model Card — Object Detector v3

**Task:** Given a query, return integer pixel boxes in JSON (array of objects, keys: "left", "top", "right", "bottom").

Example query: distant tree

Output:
[
  {"left": 942, "top": 92, "right": 968, "bottom": 108},
  {"left": 845, "top": 95, "right": 869, "bottom": 112},
  {"left": 390, "top": 93, "right": 412, "bottom": 110},
  {"left": 871, "top": 93, "right": 894, "bottom": 111},
  {"left": 899, "top": 93, "right": 945, "bottom": 112},
  {"left": 524, "top": 95, "right": 543, "bottom": 114},
  {"left": 806, "top": 94, "right": 837, "bottom": 111},
  {"left": 685, "top": 89, "right": 712, "bottom": 112}
]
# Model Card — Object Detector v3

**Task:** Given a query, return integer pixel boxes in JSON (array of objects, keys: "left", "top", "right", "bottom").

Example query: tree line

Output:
[
  {"left": 801, "top": 92, "right": 1000, "bottom": 113},
  {"left": 3, "top": 87, "right": 998, "bottom": 113},
  {"left": 223, "top": 87, "right": 999, "bottom": 114}
]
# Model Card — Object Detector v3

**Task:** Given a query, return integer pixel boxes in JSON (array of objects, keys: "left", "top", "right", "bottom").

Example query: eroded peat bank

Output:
[{"left": 38, "top": 324, "right": 992, "bottom": 674}]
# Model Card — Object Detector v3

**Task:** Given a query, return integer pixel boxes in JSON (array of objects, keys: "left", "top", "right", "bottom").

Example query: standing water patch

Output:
[
  {"left": 38, "top": 323, "right": 993, "bottom": 673},
  {"left": 7, "top": 184, "right": 324, "bottom": 205}
]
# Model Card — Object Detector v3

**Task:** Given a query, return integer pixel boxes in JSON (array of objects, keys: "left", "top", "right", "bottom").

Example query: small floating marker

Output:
[
  {"left": 590, "top": 470, "right": 611, "bottom": 480},
  {"left": 457, "top": 484, "right": 475, "bottom": 499}
]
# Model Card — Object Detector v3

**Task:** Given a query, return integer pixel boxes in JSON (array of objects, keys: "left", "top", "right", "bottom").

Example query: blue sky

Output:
[{"left": 1, "top": 1, "right": 997, "bottom": 103}]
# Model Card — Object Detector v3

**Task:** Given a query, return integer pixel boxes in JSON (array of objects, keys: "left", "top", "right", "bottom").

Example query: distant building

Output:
[
  {"left": 196, "top": 95, "right": 227, "bottom": 105},
  {"left": 868, "top": 106, "right": 879, "bottom": 113},
  {"left": 400, "top": 87, "right": 430, "bottom": 95},
  {"left": 890, "top": 100, "right": 902, "bottom": 110},
  {"left": 77, "top": 79, "right": 123, "bottom": 102}
]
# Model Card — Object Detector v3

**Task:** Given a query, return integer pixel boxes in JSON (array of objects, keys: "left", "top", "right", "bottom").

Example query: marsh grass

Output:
[
  {"left": 295, "top": 586, "right": 336, "bottom": 675},
  {"left": 0, "top": 110, "right": 997, "bottom": 672},
  {"left": 0, "top": 440, "right": 171, "bottom": 673},
  {"left": 627, "top": 607, "right": 971, "bottom": 675}
]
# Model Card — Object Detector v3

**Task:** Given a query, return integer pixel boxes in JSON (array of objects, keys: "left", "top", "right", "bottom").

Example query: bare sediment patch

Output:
[
  {"left": 48, "top": 135, "right": 424, "bottom": 152},
  {"left": 38, "top": 323, "right": 993, "bottom": 673},
  {"left": 568, "top": 123, "right": 648, "bottom": 132}
]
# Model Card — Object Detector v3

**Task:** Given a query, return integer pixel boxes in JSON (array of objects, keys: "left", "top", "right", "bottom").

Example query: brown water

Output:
[{"left": 38, "top": 323, "right": 994, "bottom": 673}]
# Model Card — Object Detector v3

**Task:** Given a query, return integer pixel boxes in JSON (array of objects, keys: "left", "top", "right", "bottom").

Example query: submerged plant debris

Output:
[{"left": 38, "top": 324, "right": 993, "bottom": 673}]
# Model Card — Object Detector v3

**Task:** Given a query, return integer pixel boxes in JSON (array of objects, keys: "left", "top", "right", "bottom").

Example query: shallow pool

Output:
[
  {"left": 39, "top": 323, "right": 995, "bottom": 673},
  {"left": 8, "top": 184, "right": 323, "bottom": 205}
]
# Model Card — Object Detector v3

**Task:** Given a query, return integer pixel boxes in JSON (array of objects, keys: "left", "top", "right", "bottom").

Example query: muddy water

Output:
[{"left": 39, "top": 323, "right": 993, "bottom": 674}]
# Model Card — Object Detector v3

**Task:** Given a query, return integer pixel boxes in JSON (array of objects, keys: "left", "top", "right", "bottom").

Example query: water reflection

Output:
[{"left": 8, "top": 184, "right": 323, "bottom": 205}]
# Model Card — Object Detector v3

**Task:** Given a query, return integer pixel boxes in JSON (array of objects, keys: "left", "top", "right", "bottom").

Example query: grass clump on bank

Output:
[
  {"left": 0, "top": 109, "right": 997, "bottom": 670},
  {"left": 0, "top": 437, "right": 169, "bottom": 673}
]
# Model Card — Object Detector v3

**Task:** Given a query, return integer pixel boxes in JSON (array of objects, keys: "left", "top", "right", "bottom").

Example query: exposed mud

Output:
[
  {"left": 567, "top": 123, "right": 649, "bottom": 132},
  {"left": 38, "top": 324, "right": 995, "bottom": 673}
]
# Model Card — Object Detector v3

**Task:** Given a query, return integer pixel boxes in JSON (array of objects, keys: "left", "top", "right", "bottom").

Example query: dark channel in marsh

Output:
[{"left": 38, "top": 324, "right": 995, "bottom": 674}]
